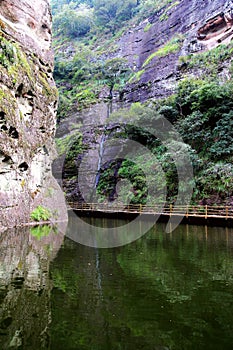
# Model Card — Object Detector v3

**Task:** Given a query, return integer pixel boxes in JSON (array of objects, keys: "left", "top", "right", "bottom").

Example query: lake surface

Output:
[{"left": 0, "top": 220, "right": 233, "bottom": 349}]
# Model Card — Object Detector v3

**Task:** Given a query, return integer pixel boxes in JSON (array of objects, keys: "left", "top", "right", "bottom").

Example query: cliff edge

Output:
[{"left": 0, "top": 0, "right": 67, "bottom": 230}]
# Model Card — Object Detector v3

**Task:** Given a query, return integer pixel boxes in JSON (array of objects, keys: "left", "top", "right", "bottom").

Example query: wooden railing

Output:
[{"left": 67, "top": 202, "right": 233, "bottom": 219}]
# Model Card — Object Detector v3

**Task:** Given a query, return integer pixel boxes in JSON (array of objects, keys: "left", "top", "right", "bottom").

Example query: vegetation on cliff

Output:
[
  {"left": 51, "top": 0, "right": 174, "bottom": 117},
  {"left": 52, "top": 0, "right": 233, "bottom": 205},
  {"left": 101, "top": 78, "right": 233, "bottom": 204}
]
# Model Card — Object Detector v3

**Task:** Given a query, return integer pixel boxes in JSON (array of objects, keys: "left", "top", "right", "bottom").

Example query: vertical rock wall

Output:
[
  {"left": 0, "top": 0, "right": 67, "bottom": 230},
  {"left": 117, "top": 0, "right": 233, "bottom": 102}
]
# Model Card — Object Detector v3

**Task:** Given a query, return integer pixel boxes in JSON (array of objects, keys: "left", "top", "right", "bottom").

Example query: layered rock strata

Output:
[
  {"left": 0, "top": 0, "right": 67, "bottom": 229},
  {"left": 116, "top": 0, "right": 233, "bottom": 102}
]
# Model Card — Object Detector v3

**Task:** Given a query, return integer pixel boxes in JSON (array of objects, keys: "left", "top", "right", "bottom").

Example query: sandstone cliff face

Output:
[
  {"left": 0, "top": 0, "right": 67, "bottom": 229},
  {"left": 117, "top": 0, "right": 233, "bottom": 102}
]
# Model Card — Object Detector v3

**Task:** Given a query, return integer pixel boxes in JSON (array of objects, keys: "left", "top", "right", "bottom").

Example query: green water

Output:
[{"left": 1, "top": 222, "right": 233, "bottom": 349}]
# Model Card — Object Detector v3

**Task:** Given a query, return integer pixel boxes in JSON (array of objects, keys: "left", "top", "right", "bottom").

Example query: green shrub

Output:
[
  {"left": 30, "top": 205, "right": 52, "bottom": 222},
  {"left": 142, "top": 35, "right": 183, "bottom": 67},
  {"left": 179, "top": 42, "right": 233, "bottom": 77},
  {"left": 144, "top": 22, "right": 152, "bottom": 32},
  {"left": 128, "top": 69, "right": 145, "bottom": 83},
  {"left": 159, "top": 1, "right": 180, "bottom": 21},
  {"left": 196, "top": 163, "right": 233, "bottom": 199},
  {"left": 76, "top": 89, "right": 97, "bottom": 109},
  {"left": 210, "top": 112, "right": 233, "bottom": 158},
  {"left": 56, "top": 132, "right": 83, "bottom": 157},
  {"left": 53, "top": 4, "right": 93, "bottom": 38},
  {"left": 0, "top": 37, "right": 16, "bottom": 68}
]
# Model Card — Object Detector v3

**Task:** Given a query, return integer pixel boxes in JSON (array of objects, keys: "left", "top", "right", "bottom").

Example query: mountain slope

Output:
[{"left": 52, "top": 0, "right": 233, "bottom": 206}]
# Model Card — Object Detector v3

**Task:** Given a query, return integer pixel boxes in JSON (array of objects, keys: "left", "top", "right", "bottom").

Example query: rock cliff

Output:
[
  {"left": 117, "top": 0, "right": 233, "bottom": 102},
  {"left": 54, "top": 0, "right": 233, "bottom": 204},
  {"left": 0, "top": 0, "right": 67, "bottom": 230}
]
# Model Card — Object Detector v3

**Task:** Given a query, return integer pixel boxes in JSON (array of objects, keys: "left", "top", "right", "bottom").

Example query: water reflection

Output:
[
  {"left": 0, "top": 226, "right": 65, "bottom": 349},
  {"left": 67, "top": 211, "right": 154, "bottom": 248},
  {"left": 1, "top": 221, "right": 233, "bottom": 349},
  {"left": 50, "top": 221, "right": 233, "bottom": 350}
]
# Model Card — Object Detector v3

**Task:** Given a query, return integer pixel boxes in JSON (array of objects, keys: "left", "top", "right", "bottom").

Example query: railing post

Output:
[
  {"left": 139, "top": 204, "right": 142, "bottom": 213},
  {"left": 205, "top": 205, "right": 208, "bottom": 219},
  {"left": 226, "top": 206, "right": 229, "bottom": 219},
  {"left": 170, "top": 204, "right": 172, "bottom": 217},
  {"left": 186, "top": 205, "right": 189, "bottom": 218}
]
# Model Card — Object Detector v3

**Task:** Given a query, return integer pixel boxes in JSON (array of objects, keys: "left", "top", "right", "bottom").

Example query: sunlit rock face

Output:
[
  {"left": 197, "top": 9, "right": 233, "bottom": 48},
  {"left": 0, "top": 0, "right": 53, "bottom": 62},
  {"left": 0, "top": 0, "right": 67, "bottom": 229}
]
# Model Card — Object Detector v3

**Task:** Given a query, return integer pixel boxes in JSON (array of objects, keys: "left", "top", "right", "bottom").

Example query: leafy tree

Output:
[
  {"left": 176, "top": 111, "right": 211, "bottom": 154},
  {"left": 137, "top": 0, "right": 174, "bottom": 19},
  {"left": 197, "top": 163, "right": 233, "bottom": 200},
  {"left": 210, "top": 111, "right": 233, "bottom": 158},
  {"left": 100, "top": 58, "right": 131, "bottom": 95},
  {"left": 53, "top": 3, "right": 93, "bottom": 37},
  {"left": 159, "top": 105, "right": 179, "bottom": 123},
  {"left": 51, "top": 0, "right": 94, "bottom": 15},
  {"left": 93, "top": 0, "right": 138, "bottom": 32}
]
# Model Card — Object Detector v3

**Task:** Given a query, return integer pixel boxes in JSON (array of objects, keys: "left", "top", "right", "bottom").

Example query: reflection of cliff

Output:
[
  {"left": 49, "top": 224, "right": 233, "bottom": 350},
  {"left": 0, "top": 226, "right": 64, "bottom": 349}
]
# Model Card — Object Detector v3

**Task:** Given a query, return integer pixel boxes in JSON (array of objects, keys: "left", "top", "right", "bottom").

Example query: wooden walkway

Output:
[{"left": 68, "top": 202, "right": 233, "bottom": 221}]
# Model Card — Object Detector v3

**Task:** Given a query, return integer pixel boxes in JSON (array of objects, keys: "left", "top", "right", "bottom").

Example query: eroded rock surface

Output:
[
  {"left": 0, "top": 0, "right": 67, "bottom": 229},
  {"left": 116, "top": 0, "right": 233, "bottom": 102}
]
